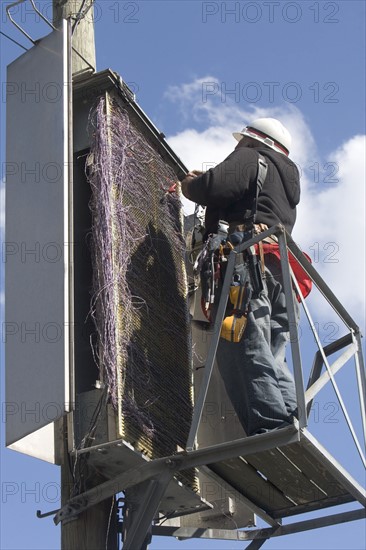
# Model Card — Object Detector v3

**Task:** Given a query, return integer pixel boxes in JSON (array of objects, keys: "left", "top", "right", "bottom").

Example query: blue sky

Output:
[{"left": 1, "top": 1, "right": 365, "bottom": 549}]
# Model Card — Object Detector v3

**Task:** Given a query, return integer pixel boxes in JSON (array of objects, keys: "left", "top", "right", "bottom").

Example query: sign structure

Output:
[{"left": 5, "top": 22, "right": 72, "bottom": 462}]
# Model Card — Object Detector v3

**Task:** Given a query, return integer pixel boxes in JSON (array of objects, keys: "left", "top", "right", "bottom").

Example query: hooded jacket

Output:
[{"left": 184, "top": 145, "right": 300, "bottom": 235}]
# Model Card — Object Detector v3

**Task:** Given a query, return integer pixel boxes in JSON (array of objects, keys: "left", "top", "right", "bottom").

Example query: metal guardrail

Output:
[
  {"left": 54, "top": 222, "right": 365, "bottom": 549},
  {"left": 187, "top": 223, "right": 366, "bottom": 468}
]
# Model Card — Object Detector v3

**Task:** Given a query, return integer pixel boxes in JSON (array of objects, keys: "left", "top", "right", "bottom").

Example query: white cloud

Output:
[
  {"left": 166, "top": 77, "right": 365, "bottom": 328},
  {"left": 293, "top": 135, "right": 365, "bottom": 327}
]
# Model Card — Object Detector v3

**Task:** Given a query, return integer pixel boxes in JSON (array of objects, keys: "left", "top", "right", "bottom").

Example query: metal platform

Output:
[
  {"left": 207, "top": 427, "right": 365, "bottom": 521},
  {"left": 55, "top": 422, "right": 365, "bottom": 523},
  {"left": 51, "top": 85, "right": 365, "bottom": 546},
  {"left": 74, "top": 438, "right": 211, "bottom": 520}
]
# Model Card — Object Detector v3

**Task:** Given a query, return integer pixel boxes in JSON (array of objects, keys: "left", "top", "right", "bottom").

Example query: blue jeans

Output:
[{"left": 216, "top": 248, "right": 299, "bottom": 436}]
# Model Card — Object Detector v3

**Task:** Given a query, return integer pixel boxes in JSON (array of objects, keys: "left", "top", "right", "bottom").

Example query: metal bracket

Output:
[
  {"left": 36, "top": 508, "right": 60, "bottom": 519},
  {"left": 152, "top": 508, "right": 366, "bottom": 542},
  {"left": 122, "top": 470, "right": 175, "bottom": 550},
  {"left": 6, "top": 0, "right": 56, "bottom": 45},
  {"left": 54, "top": 425, "right": 300, "bottom": 526}
]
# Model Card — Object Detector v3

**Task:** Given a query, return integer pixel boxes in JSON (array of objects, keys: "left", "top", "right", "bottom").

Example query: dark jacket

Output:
[{"left": 184, "top": 146, "right": 300, "bottom": 235}]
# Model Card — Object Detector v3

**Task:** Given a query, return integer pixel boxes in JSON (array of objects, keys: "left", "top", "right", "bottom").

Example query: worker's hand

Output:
[
  {"left": 187, "top": 170, "right": 203, "bottom": 177},
  {"left": 181, "top": 170, "right": 204, "bottom": 199},
  {"left": 181, "top": 170, "right": 203, "bottom": 186}
]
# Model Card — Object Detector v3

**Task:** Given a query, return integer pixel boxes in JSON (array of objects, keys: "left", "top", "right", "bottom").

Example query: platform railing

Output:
[
  {"left": 286, "top": 230, "right": 366, "bottom": 467},
  {"left": 54, "top": 223, "right": 365, "bottom": 550},
  {"left": 187, "top": 224, "right": 366, "bottom": 471}
]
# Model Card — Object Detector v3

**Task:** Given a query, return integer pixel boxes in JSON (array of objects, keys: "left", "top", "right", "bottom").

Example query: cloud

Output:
[
  {"left": 165, "top": 77, "right": 365, "bottom": 328},
  {"left": 294, "top": 134, "right": 365, "bottom": 327}
]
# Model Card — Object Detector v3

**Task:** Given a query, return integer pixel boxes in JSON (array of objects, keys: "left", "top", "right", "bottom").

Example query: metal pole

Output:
[
  {"left": 54, "top": 2, "right": 115, "bottom": 549},
  {"left": 353, "top": 331, "right": 366, "bottom": 450},
  {"left": 277, "top": 230, "right": 307, "bottom": 429}
]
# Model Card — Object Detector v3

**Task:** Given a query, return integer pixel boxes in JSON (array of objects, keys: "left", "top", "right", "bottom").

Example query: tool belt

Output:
[
  {"left": 193, "top": 153, "right": 269, "bottom": 340},
  {"left": 194, "top": 221, "right": 269, "bottom": 341},
  {"left": 221, "top": 222, "right": 271, "bottom": 342},
  {"left": 228, "top": 221, "right": 269, "bottom": 234}
]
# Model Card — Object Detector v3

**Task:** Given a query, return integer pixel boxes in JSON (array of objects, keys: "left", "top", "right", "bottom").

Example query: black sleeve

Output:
[{"left": 185, "top": 148, "right": 259, "bottom": 207}]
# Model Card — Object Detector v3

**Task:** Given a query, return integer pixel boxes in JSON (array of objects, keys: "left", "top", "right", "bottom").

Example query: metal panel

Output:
[
  {"left": 189, "top": 320, "right": 254, "bottom": 528},
  {"left": 65, "top": 439, "right": 211, "bottom": 520},
  {"left": 207, "top": 428, "right": 364, "bottom": 519},
  {"left": 153, "top": 508, "right": 366, "bottom": 541},
  {"left": 5, "top": 22, "right": 72, "bottom": 454}
]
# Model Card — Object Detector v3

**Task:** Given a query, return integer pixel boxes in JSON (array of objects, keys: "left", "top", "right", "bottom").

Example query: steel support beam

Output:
[
  {"left": 353, "top": 331, "right": 366, "bottom": 450},
  {"left": 306, "top": 334, "right": 354, "bottom": 414},
  {"left": 186, "top": 248, "right": 236, "bottom": 450},
  {"left": 122, "top": 470, "right": 174, "bottom": 550},
  {"left": 54, "top": 223, "right": 365, "bottom": 550},
  {"left": 285, "top": 233, "right": 359, "bottom": 332},
  {"left": 54, "top": 425, "right": 300, "bottom": 525},
  {"left": 278, "top": 230, "right": 307, "bottom": 428},
  {"left": 152, "top": 508, "right": 365, "bottom": 541},
  {"left": 245, "top": 537, "right": 270, "bottom": 550},
  {"left": 305, "top": 343, "right": 357, "bottom": 403},
  {"left": 301, "top": 429, "right": 366, "bottom": 506}
]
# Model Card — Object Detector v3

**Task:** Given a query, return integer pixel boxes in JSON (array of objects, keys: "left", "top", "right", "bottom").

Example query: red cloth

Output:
[{"left": 259, "top": 243, "right": 312, "bottom": 300}]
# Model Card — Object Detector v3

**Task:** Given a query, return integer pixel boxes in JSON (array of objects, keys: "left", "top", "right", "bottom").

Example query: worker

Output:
[{"left": 181, "top": 118, "right": 301, "bottom": 436}]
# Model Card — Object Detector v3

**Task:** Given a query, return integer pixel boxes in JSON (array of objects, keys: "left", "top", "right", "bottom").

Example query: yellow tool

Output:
[{"left": 220, "top": 282, "right": 252, "bottom": 343}]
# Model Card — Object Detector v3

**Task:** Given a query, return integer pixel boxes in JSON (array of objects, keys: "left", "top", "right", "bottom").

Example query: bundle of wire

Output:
[{"left": 87, "top": 96, "right": 194, "bottom": 484}]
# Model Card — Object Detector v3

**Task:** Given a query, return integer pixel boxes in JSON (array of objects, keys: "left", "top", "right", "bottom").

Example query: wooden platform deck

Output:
[{"left": 206, "top": 427, "right": 365, "bottom": 521}]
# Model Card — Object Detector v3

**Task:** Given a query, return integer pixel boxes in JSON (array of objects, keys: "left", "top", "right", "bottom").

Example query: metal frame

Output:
[
  {"left": 5, "top": 18, "right": 73, "bottom": 455},
  {"left": 54, "top": 215, "right": 365, "bottom": 546},
  {"left": 55, "top": 424, "right": 301, "bottom": 525},
  {"left": 152, "top": 508, "right": 365, "bottom": 543},
  {"left": 54, "top": 427, "right": 365, "bottom": 546},
  {"left": 6, "top": 0, "right": 96, "bottom": 73},
  {"left": 6, "top": 0, "right": 56, "bottom": 44}
]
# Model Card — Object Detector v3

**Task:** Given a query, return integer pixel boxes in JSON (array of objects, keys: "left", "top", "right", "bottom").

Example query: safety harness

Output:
[
  {"left": 192, "top": 153, "right": 312, "bottom": 342},
  {"left": 193, "top": 154, "right": 268, "bottom": 330}
]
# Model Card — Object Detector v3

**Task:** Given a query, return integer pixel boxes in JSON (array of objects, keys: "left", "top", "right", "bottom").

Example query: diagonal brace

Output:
[
  {"left": 122, "top": 470, "right": 175, "bottom": 550},
  {"left": 54, "top": 425, "right": 299, "bottom": 525}
]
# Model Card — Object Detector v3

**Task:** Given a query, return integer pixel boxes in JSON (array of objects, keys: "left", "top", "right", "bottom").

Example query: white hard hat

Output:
[{"left": 233, "top": 117, "right": 292, "bottom": 156}]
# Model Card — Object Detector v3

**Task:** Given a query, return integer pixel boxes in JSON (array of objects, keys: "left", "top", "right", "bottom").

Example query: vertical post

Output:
[
  {"left": 277, "top": 230, "right": 307, "bottom": 429},
  {"left": 353, "top": 331, "right": 366, "bottom": 450},
  {"left": 186, "top": 249, "right": 236, "bottom": 450},
  {"left": 53, "top": 0, "right": 96, "bottom": 74},
  {"left": 53, "top": 2, "right": 117, "bottom": 548}
]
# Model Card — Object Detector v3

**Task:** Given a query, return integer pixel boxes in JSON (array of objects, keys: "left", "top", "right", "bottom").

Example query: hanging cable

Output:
[
  {"left": 105, "top": 497, "right": 116, "bottom": 550},
  {"left": 0, "top": 30, "right": 28, "bottom": 51},
  {"left": 71, "top": 0, "right": 95, "bottom": 36}
]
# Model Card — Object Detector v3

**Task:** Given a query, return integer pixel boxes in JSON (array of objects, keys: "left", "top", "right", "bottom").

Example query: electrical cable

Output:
[
  {"left": 105, "top": 497, "right": 116, "bottom": 550},
  {"left": 71, "top": 0, "right": 95, "bottom": 35},
  {"left": 71, "top": 385, "right": 109, "bottom": 497},
  {"left": 0, "top": 29, "right": 28, "bottom": 51}
]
